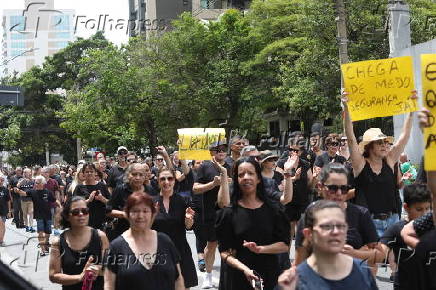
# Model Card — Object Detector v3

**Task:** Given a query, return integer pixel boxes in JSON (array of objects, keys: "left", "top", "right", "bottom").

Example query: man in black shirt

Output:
[
  {"left": 224, "top": 135, "right": 248, "bottom": 176},
  {"left": 193, "top": 140, "right": 231, "bottom": 288},
  {"left": 107, "top": 146, "right": 129, "bottom": 193}
]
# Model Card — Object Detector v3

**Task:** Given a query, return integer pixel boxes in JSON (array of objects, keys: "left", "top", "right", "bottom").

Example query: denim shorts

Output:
[
  {"left": 372, "top": 213, "right": 399, "bottom": 238},
  {"left": 36, "top": 219, "right": 52, "bottom": 234}
]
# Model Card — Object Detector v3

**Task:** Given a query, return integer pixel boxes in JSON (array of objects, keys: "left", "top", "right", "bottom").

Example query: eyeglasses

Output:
[
  {"left": 324, "top": 184, "right": 350, "bottom": 194},
  {"left": 317, "top": 223, "right": 348, "bottom": 233},
  {"left": 289, "top": 148, "right": 300, "bottom": 153},
  {"left": 118, "top": 150, "right": 128, "bottom": 155},
  {"left": 156, "top": 158, "right": 164, "bottom": 161},
  {"left": 127, "top": 159, "right": 136, "bottom": 163},
  {"left": 328, "top": 142, "right": 339, "bottom": 147},
  {"left": 70, "top": 208, "right": 90, "bottom": 216},
  {"left": 35, "top": 181, "right": 43, "bottom": 185},
  {"left": 159, "top": 176, "right": 174, "bottom": 182}
]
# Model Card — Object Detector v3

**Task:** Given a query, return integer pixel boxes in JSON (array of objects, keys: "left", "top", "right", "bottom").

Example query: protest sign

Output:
[
  {"left": 178, "top": 128, "right": 226, "bottom": 160},
  {"left": 421, "top": 54, "right": 436, "bottom": 171},
  {"left": 342, "top": 56, "right": 417, "bottom": 121}
]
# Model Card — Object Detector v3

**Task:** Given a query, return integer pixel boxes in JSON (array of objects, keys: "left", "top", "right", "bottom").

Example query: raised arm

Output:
[
  {"left": 388, "top": 112, "right": 413, "bottom": 166},
  {"left": 341, "top": 95, "right": 365, "bottom": 176},
  {"left": 280, "top": 156, "right": 296, "bottom": 205}
]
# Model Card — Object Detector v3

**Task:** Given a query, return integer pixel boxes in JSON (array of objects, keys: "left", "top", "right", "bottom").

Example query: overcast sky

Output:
[{"left": 1, "top": 0, "right": 130, "bottom": 45}]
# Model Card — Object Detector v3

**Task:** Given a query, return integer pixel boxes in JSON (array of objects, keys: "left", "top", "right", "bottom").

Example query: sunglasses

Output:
[
  {"left": 328, "top": 142, "right": 340, "bottom": 147},
  {"left": 118, "top": 150, "right": 128, "bottom": 155},
  {"left": 289, "top": 148, "right": 300, "bottom": 153},
  {"left": 213, "top": 148, "right": 227, "bottom": 153},
  {"left": 156, "top": 158, "right": 164, "bottom": 161},
  {"left": 373, "top": 139, "right": 390, "bottom": 145},
  {"left": 324, "top": 184, "right": 350, "bottom": 194},
  {"left": 159, "top": 176, "right": 174, "bottom": 182},
  {"left": 70, "top": 208, "right": 90, "bottom": 216}
]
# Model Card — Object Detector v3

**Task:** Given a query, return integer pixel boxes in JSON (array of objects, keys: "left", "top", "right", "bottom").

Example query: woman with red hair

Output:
[{"left": 104, "top": 192, "right": 184, "bottom": 290}]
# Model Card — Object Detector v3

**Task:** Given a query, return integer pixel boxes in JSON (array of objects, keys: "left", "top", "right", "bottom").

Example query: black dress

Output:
[
  {"left": 105, "top": 232, "right": 181, "bottom": 290},
  {"left": 152, "top": 193, "right": 198, "bottom": 288},
  {"left": 73, "top": 183, "right": 110, "bottom": 230},
  {"left": 216, "top": 203, "right": 290, "bottom": 290},
  {"left": 59, "top": 228, "right": 103, "bottom": 290}
]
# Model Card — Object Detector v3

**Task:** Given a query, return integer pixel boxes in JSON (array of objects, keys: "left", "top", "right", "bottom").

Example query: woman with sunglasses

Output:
[
  {"left": 342, "top": 93, "right": 415, "bottom": 237},
  {"left": 295, "top": 200, "right": 377, "bottom": 289},
  {"left": 49, "top": 196, "right": 109, "bottom": 290},
  {"left": 73, "top": 163, "right": 110, "bottom": 230},
  {"left": 294, "top": 163, "right": 383, "bottom": 274},
  {"left": 151, "top": 168, "right": 197, "bottom": 289},
  {"left": 104, "top": 192, "right": 185, "bottom": 290},
  {"left": 216, "top": 157, "right": 292, "bottom": 290}
]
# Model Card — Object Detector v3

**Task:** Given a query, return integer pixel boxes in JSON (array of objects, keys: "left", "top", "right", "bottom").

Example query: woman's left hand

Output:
[
  {"left": 185, "top": 207, "right": 195, "bottom": 220},
  {"left": 284, "top": 156, "right": 298, "bottom": 173},
  {"left": 243, "top": 240, "right": 264, "bottom": 254}
]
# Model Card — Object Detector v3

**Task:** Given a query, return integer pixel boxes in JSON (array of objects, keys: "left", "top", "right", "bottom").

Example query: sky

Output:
[{"left": 1, "top": 0, "right": 130, "bottom": 45}]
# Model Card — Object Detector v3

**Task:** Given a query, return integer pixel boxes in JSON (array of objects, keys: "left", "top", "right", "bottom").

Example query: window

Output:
[
  {"left": 53, "top": 41, "right": 69, "bottom": 48},
  {"left": 269, "top": 121, "right": 280, "bottom": 137},
  {"left": 200, "top": 0, "right": 221, "bottom": 8},
  {"left": 11, "top": 33, "right": 26, "bottom": 40},
  {"left": 9, "top": 15, "right": 25, "bottom": 31},
  {"left": 11, "top": 42, "right": 25, "bottom": 49},
  {"left": 51, "top": 15, "right": 70, "bottom": 31},
  {"left": 54, "top": 32, "right": 71, "bottom": 39},
  {"left": 11, "top": 50, "right": 24, "bottom": 57}
]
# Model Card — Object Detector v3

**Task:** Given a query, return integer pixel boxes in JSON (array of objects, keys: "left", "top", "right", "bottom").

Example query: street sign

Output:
[{"left": 0, "top": 86, "right": 24, "bottom": 106}]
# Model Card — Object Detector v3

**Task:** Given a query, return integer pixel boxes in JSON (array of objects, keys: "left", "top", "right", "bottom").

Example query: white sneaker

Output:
[{"left": 201, "top": 274, "right": 213, "bottom": 289}]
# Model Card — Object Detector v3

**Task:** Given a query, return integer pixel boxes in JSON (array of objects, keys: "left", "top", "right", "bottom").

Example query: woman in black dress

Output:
[
  {"left": 216, "top": 157, "right": 291, "bottom": 290},
  {"left": 152, "top": 168, "right": 197, "bottom": 289},
  {"left": 104, "top": 192, "right": 184, "bottom": 290},
  {"left": 73, "top": 163, "right": 110, "bottom": 230},
  {"left": 49, "top": 196, "right": 109, "bottom": 290}
]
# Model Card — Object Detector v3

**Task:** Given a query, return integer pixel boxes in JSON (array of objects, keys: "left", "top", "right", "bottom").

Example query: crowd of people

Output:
[{"left": 0, "top": 98, "right": 434, "bottom": 290}]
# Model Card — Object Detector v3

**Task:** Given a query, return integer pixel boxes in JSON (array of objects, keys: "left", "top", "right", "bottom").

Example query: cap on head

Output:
[
  {"left": 117, "top": 146, "right": 128, "bottom": 154},
  {"left": 209, "top": 139, "right": 228, "bottom": 151},
  {"left": 259, "top": 150, "right": 279, "bottom": 163},
  {"left": 241, "top": 145, "right": 260, "bottom": 157}
]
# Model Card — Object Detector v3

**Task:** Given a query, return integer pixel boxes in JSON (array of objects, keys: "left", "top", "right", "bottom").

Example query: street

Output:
[{"left": 0, "top": 219, "right": 393, "bottom": 289}]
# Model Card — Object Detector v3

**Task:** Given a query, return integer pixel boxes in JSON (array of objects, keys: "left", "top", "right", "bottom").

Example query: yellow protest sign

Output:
[
  {"left": 342, "top": 56, "right": 417, "bottom": 121},
  {"left": 178, "top": 128, "right": 226, "bottom": 160},
  {"left": 421, "top": 54, "right": 436, "bottom": 171}
]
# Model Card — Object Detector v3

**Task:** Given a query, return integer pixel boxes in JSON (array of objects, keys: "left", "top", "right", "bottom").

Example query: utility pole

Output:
[{"left": 335, "top": 0, "right": 349, "bottom": 88}]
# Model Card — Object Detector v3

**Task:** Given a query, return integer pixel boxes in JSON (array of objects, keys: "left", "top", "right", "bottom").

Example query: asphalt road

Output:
[{"left": 0, "top": 220, "right": 393, "bottom": 289}]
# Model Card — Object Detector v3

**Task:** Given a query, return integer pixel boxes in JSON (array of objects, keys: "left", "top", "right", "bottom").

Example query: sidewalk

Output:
[{"left": 0, "top": 219, "right": 60, "bottom": 290}]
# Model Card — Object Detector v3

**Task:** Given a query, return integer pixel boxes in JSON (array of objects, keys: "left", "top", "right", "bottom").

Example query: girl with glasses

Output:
[
  {"left": 294, "top": 200, "right": 377, "bottom": 289},
  {"left": 151, "top": 168, "right": 198, "bottom": 289},
  {"left": 49, "top": 196, "right": 109, "bottom": 290}
]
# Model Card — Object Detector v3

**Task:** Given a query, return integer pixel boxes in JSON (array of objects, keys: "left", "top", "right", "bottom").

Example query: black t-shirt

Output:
[
  {"left": 73, "top": 182, "right": 110, "bottom": 229},
  {"left": 0, "top": 186, "right": 10, "bottom": 216},
  {"left": 175, "top": 167, "right": 194, "bottom": 193},
  {"left": 398, "top": 229, "right": 436, "bottom": 290},
  {"left": 107, "top": 165, "right": 126, "bottom": 189},
  {"left": 380, "top": 219, "right": 407, "bottom": 287},
  {"left": 295, "top": 203, "right": 378, "bottom": 249},
  {"left": 18, "top": 179, "right": 35, "bottom": 201},
  {"left": 105, "top": 232, "right": 181, "bottom": 290},
  {"left": 314, "top": 152, "right": 347, "bottom": 168},
  {"left": 194, "top": 161, "right": 231, "bottom": 221},
  {"left": 29, "top": 189, "right": 55, "bottom": 220}
]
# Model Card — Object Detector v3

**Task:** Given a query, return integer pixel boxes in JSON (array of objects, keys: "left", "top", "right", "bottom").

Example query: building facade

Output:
[{"left": 1, "top": 0, "right": 75, "bottom": 76}]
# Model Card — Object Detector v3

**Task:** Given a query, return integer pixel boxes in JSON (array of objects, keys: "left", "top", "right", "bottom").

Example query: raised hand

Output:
[
  {"left": 185, "top": 207, "right": 195, "bottom": 220},
  {"left": 212, "top": 156, "right": 227, "bottom": 175}
]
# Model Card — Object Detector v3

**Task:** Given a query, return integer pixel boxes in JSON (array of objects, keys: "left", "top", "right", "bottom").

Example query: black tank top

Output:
[
  {"left": 354, "top": 159, "right": 397, "bottom": 214},
  {"left": 59, "top": 228, "right": 104, "bottom": 290}
]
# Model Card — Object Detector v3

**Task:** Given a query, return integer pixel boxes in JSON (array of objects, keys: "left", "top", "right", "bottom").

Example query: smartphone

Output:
[{"left": 252, "top": 279, "right": 264, "bottom": 290}]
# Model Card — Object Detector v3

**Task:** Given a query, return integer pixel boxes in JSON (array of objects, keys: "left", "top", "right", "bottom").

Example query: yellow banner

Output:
[
  {"left": 421, "top": 54, "right": 436, "bottom": 171},
  {"left": 342, "top": 56, "right": 417, "bottom": 121},
  {"left": 178, "top": 128, "right": 226, "bottom": 160}
]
